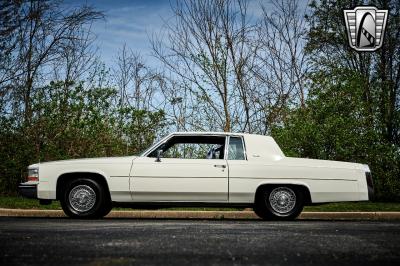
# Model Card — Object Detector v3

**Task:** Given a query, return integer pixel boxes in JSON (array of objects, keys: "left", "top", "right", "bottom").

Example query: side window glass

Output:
[
  {"left": 228, "top": 137, "right": 245, "bottom": 160},
  {"left": 163, "top": 143, "right": 216, "bottom": 159},
  {"left": 148, "top": 136, "right": 225, "bottom": 159}
]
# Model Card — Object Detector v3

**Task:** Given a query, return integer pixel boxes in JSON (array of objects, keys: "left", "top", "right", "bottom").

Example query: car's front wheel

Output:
[
  {"left": 60, "top": 178, "right": 111, "bottom": 218},
  {"left": 254, "top": 186, "right": 304, "bottom": 220}
]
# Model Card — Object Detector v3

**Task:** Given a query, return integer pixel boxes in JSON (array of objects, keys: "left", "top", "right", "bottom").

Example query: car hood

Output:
[{"left": 29, "top": 156, "right": 138, "bottom": 168}]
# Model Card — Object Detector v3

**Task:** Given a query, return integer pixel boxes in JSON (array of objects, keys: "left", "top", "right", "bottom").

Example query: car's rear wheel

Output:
[
  {"left": 254, "top": 186, "right": 304, "bottom": 220},
  {"left": 60, "top": 178, "right": 111, "bottom": 218}
]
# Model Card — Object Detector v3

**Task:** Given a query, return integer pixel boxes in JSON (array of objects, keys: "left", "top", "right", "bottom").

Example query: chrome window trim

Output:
[
  {"left": 224, "top": 136, "right": 230, "bottom": 160},
  {"left": 142, "top": 133, "right": 229, "bottom": 159},
  {"left": 241, "top": 135, "right": 248, "bottom": 160},
  {"left": 141, "top": 134, "right": 173, "bottom": 157}
]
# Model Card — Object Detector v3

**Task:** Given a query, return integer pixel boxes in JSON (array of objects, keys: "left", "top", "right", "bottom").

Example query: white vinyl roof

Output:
[{"left": 170, "top": 131, "right": 269, "bottom": 137}]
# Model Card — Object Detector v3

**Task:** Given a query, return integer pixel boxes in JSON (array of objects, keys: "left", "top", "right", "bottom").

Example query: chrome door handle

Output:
[{"left": 214, "top": 164, "right": 226, "bottom": 168}]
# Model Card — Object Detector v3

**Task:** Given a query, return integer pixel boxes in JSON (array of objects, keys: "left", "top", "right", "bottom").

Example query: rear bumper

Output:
[{"left": 18, "top": 183, "right": 37, "bottom": 199}]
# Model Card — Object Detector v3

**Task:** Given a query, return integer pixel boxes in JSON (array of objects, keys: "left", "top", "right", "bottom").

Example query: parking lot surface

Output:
[{"left": 0, "top": 217, "right": 399, "bottom": 265}]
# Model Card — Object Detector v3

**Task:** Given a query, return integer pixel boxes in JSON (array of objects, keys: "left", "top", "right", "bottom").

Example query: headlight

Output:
[{"left": 27, "top": 168, "right": 39, "bottom": 182}]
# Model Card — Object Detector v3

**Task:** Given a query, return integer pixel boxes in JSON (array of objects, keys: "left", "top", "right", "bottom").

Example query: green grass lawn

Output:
[
  {"left": 304, "top": 202, "right": 400, "bottom": 212},
  {"left": 0, "top": 196, "right": 62, "bottom": 210},
  {"left": 1, "top": 196, "right": 400, "bottom": 212}
]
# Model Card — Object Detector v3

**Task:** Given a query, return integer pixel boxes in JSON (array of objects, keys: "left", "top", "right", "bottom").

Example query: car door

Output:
[{"left": 129, "top": 135, "right": 229, "bottom": 202}]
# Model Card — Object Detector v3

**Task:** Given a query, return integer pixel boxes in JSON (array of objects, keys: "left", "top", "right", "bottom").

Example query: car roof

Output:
[
  {"left": 140, "top": 131, "right": 277, "bottom": 157},
  {"left": 169, "top": 131, "right": 270, "bottom": 138}
]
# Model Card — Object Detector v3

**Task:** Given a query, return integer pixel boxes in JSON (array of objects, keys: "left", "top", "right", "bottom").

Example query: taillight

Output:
[{"left": 27, "top": 168, "right": 39, "bottom": 182}]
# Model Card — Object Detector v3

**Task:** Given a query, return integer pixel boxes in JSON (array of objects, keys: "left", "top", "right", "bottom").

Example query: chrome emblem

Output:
[{"left": 343, "top": 6, "right": 388, "bottom": 52}]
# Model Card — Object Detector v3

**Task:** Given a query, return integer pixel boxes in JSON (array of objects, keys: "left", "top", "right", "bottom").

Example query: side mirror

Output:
[{"left": 156, "top": 149, "right": 163, "bottom": 162}]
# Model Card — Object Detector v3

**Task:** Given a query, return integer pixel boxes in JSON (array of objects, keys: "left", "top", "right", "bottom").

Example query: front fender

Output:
[{"left": 38, "top": 167, "right": 111, "bottom": 200}]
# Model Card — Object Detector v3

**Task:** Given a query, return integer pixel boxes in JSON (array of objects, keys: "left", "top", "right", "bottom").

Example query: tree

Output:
[
  {"left": 0, "top": 1, "right": 168, "bottom": 196},
  {"left": 152, "top": 0, "right": 310, "bottom": 134},
  {"left": 273, "top": 0, "right": 400, "bottom": 201},
  {"left": 273, "top": 68, "right": 400, "bottom": 201},
  {"left": 113, "top": 44, "right": 162, "bottom": 111},
  {"left": 152, "top": 0, "right": 259, "bottom": 132},
  {"left": 0, "top": 80, "right": 166, "bottom": 195},
  {"left": 306, "top": 0, "right": 400, "bottom": 145},
  {"left": 251, "top": 0, "right": 310, "bottom": 134},
  {"left": 0, "top": 0, "right": 103, "bottom": 124}
]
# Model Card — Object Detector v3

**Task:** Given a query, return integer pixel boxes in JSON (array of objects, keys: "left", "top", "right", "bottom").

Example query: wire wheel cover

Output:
[
  {"left": 69, "top": 185, "right": 97, "bottom": 212},
  {"left": 268, "top": 187, "right": 296, "bottom": 214}
]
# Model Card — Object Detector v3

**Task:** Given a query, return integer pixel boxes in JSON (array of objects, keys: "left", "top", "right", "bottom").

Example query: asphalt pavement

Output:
[{"left": 0, "top": 217, "right": 399, "bottom": 266}]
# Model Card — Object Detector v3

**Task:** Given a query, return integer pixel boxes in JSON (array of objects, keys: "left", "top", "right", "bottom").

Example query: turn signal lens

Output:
[
  {"left": 27, "top": 168, "right": 39, "bottom": 182},
  {"left": 27, "top": 176, "right": 39, "bottom": 182}
]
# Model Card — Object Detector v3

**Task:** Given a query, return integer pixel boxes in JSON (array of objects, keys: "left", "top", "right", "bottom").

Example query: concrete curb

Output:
[{"left": 1, "top": 208, "right": 400, "bottom": 220}]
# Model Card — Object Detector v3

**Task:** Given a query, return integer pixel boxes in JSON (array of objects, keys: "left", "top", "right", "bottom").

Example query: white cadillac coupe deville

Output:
[{"left": 19, "top": 132, "right": 374, "bottom": 220}]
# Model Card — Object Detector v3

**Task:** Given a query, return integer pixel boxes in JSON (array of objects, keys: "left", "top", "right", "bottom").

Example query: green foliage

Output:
[
  {"left": 290, "top": 0, "right": 400, "bottom": 202},
  {"left": 272, "top": 68, "right": 400, "bottom": 201},
  {"left": 1, "top": 0, "right": 399, "bottom": 204},
  {"left": 0, "top": 81, "right": 166, "bottom": 195}
]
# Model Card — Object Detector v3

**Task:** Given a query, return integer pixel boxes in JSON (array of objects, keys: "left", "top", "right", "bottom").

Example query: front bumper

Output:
[{"left": 18, "top": 183, "right": 37, "bottom": 199}]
